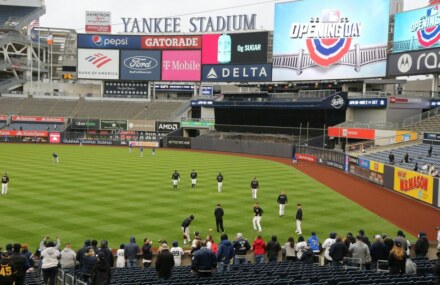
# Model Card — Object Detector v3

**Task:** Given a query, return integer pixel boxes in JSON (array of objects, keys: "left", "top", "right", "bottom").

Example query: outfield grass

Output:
[{"left": 0, "top": 144, "right": 412, "bottom": 250}]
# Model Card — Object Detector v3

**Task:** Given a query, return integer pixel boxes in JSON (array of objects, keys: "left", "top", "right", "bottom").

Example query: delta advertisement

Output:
[
  {"left": 120, "top": 50, "right": 161, "bottom": 81},
  {"left": 202, "top": 63, "right": 272, "bottom": 82},
  {"left": 161, "top": 50, "right": 201, "bottom": 81},
  {"left": 272, "top": 0, "right": 389, "bottom": 81},
  {"left": 393, "top": 167, "right": 434, "bottom": 204},
  {"left": 78, "top": 49, "right": 119, "bottom": 80},
  {"left": 201, "top": 32, "right": 268, "bottom": 64},
  {"left": 393, "top": 5, "right": 440, "bottom": 53}
]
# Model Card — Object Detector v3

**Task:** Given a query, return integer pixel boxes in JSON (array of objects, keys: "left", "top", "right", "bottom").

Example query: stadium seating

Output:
[{"left": 4, "top": 122, "right": 64, "bottom": 131}]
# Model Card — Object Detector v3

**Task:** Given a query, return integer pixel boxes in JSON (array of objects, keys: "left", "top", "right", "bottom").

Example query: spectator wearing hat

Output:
[
  {"left": 82, "top": 247, "right": 97, "bottom": 283},
  {"left": 307, "top": 232, "right": 320, "bottom": 256},
  {"left": 181, "top": 215, "right": 195, "bottom": 245},
  {"left": 191, "top": 240, "right": 216, "bottom": 277},
  {"left": 329, "top": 237, "right": 348, "bottom": 266},
  {"left": 0, "top": 251, "right": 17, "bottom": 284},
  {"left": 142, "top": 238, "right": 153, "bottom": 268},
  {"left": 90, "top": 252, "right": 111, "bottom": 285},
  {"left": 394, "top": 230, "right": 410, "bottom": 256},
  {"left": 170, "top": 241, "right": 184, "bottom": 266},
  {"left": 388, "top": 240, "right": 406, "bottom": 274},
  {"left": 9, "top": 243, "right": 28, "bottom": 285},
  {"left": 233, "top": 233, "right": 251, "bottom": 265},
  {"left": 322, "top": 232, "right": 337, "bottom": 265},
  {"left": 125, "top": 236, "right": 140, "bottom": 268},
  {"left": 414, "top": 232, "right": 429, "bottom": 258},
  {"left": 41, "top": 240, "right": 61, "bottom": 285},
  {"left": 155, "top": 243, "right": 174, "bottom": 280},
  {"left": 370, "top": 235, "right": 388, "bottom": 271}
]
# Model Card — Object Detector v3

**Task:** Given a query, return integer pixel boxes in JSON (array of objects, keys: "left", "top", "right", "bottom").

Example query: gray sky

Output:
[{"left": 40, "top": 0, "right": 429, "bottom": 32}]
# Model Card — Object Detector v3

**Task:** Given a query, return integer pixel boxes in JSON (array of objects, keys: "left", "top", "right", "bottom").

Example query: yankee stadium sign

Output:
[{"left": 121, "top": 14, "right": 257, "bottom": 33}]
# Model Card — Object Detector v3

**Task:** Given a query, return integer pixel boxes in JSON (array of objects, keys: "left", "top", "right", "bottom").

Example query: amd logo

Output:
[{"left": 156, "top": 122, "right": 180, "bottom": 132}]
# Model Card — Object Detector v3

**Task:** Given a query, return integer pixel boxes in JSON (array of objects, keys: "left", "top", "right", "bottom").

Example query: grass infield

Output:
[{"left": 0, "top": 144, "right": 411, "bottom": 250}]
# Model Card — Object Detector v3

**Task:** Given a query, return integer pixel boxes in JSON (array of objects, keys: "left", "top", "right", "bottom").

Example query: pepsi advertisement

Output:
[
  {"left": 77, "top": 34, "right": 141, "bottom": 49},
  {"left": 272, "top": 0, "right": 389, "bottom": 81},
  {"left": 393, "top": 5, "right": 440, "bottom": 53},
  {"left": 120, "top": 50, "right": 161, "bottom": 80}
]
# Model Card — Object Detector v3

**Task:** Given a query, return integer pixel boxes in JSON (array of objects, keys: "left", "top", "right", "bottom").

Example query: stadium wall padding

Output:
[
  {"left": 383, "top": 165, "right": 395, "bottom": 190},
  {"left": 190, "top": 137, "right": 293, "bottom": 158}
]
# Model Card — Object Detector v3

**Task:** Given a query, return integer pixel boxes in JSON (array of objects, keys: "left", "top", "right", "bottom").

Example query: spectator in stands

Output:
[
  {"left": 20, "top": 244, "right": 33, "bottom": 270},
  {"left": 98, "top": 240, "right": 113, "bottom": 268},
  {"left": 300, "top": 244, "right": 315, "bottom": 264},
  {"left": 370, "top": 235, "right": 388, "bottom": 271},
  {"left": 116, "top": 244, "right": 125, "bottom": 268},
  {"left": 91, "top": 240, "right": 99, "bottom": 255},
  {"left": 349, "top": 235, "right": 371, "bottom": 270},
  {"left": 217, "top": 234, "right": 235, "bottom": 272},
  {"left": 307, "top": 232, "right": 320, "bottom": 255},
  {"left": 82, "top": 247, "right": 97, "bottom": 282},
  {"left": 0, "top": 251, "right": 17, "bottom": 284},
  {"left": 285, "top": 237, "right": 296, "bottom": 262},
  {"left": 404, "top": 153, "right": 409, "bottom": 163},
  {"left": 437, "top": 227, "right": 440, "bottom": 250},
  {"left": 414, "top": 232, "right": 429, "bottom": 258},
  {"left": 422, "top": 162, "right": 429, "bottom": 173},
  {"left": 142, "top": 238, "right": 153, "bottom": 268},
  {"left": 266, "top": 235, "right": 281, "bottom": 263},
  {"left": 394, "top": 230, "right": 410, "bottom": 256},
  {"left": 388, "top": 240, "right": 406, "bottom": 275},
  {"left": 170, "top": 241, "right": 184, "bottom": 266},
  {"left": 41, "top": 240, "right": 61, "bottom": 285},
  {"left": 9, "top": 243, "right": 27, "bottom": 285},
  {"left": 206, "top": 235, "right": 218, "bottom": 255},
  {"left": 233, "top": 233, "right": 251, "bottom": 265},
  {"left": 359, "top": 229, "right": 371, "bottom": 247},
  {"left": 90, "top": 252, "right": 111, "bottom": 285},
  {"left": 329, "top": 236, "right": 348, "bottom": 266},
  {"left": 382, "top": 235, "right": 394, "bottom": 255},
  {"left": 76, "top": 239, "right": 91, "bottom": 271},
  {"left": 155, "top": 243, "right": 174, "bottom": 281},
  {"left": 322, "top": 232, "right": 337, "bottom": 265},
  {"left": 125, "top": 236, "right": 140, "bottom": 268},
  {"left": 414, "top": 162, "right": 419, "bottom": 172},
  {"left": 389, "top": 152, "right": 395, "bottom": 164},
  {"left": 428, "top": 145, "right": 433, "bottom": 157},
  {"left": 59, "top": 243, "right": 76, "bottom": 275},
  {"left": 295, "top": 236, "right": 307, "bottom": 260},
  {"left": 191, "top": 232, "right": 202, "bottom": 254},
  {"left": 252, "top": 235, "right": 266, "bottom": 264},
  {"left": 191, "top": 240, "right": 216, "bottom": 277}
]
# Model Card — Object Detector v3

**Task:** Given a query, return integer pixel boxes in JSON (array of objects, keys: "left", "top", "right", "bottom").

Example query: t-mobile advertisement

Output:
[{"left": 161, "top": 50, "right": 201, "bottom": 81}]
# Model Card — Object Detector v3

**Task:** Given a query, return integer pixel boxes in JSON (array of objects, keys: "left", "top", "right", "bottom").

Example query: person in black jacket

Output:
[
  {"left": 414, "top": 232, "right": 429, "bottom": 258},
  {"left": 90, "top": 252, "right": 111, "bottom": 285},
  {"left": 388, "top": 241, "right": 406, "bottom": 275},
  {"left": 233, "top": 233, "right": 251, "bottom": 265},
  {"left": 191, "top": 240, "right": 216, "bottom": 277},
  {"left": 97, "top": 240, "right": 114, "bottom": 268},
  {"left": 181, "top": 215, "right": 195, "bottom": 245},
  {"left": 155, "top": 243, "right": 174, "bottom": 280},
  {"left": 142, "top": 238, "right": 153, "bottom": 268},
  {"left": 250, "top": 177, "right": 259, "bottom": 199},
  {"left": 190, "top": 170, "right": 198, "bottom": 188},
  {"left": 300, "top": 245, "right": 315, "bottom": 264},
  {"left": 389, "top": 152, "right": 395, "bottom": 165},
  {"left": 9, "top": 243, "right": 28, "bottom": 285},
  {"left": 266, "top": 235, "right": 281, "bottom": 263},
  {"left": 370, "top": 235, "right": 388, "bottom": 270},
  {"left": 329, "top": 237, "right": 348, "bottom": 266},
  {"left": 82, "top": 247, "right": 97, "bottom": 283},
  {"left": 214, "top": 204, "right": 224, "bottom": 233},
  {"left": 76, "top": 240, "right": 91, "bottom": 271}
]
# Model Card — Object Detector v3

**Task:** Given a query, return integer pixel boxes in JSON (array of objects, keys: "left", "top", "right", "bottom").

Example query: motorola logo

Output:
[{"left": 397, "top": 54, "right": 412, "bottom": 73}]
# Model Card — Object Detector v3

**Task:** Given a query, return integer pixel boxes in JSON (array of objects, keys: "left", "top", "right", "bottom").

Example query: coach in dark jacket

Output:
[
  {"left": 155, "top": 243, "right": 174, "bottom": 280},
  {"left": 414, "top": 232, "right": 429, "bottom": 258},
  {"left": 191, "top": 240, "right": 217, "bottom": 277},
  {"left": 329, "top": 237, "right": 348, "bottom": 266}
]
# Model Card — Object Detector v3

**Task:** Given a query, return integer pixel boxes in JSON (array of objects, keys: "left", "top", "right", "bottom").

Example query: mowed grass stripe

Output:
[{"left": 0, "top": 144, "right": 412, "bottom": 250}]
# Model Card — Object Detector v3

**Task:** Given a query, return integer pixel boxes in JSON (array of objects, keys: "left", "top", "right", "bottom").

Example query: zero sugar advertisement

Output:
[{"left": 272, "top": 0, "right": 390, "bottom": 81}]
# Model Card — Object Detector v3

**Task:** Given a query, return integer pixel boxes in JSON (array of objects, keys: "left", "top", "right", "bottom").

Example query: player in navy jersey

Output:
[
  {"left": 190, "top": 170, "right": 198, "bottom": 188},
  {"left": 250, "top": 178, "right": 259, "bottom": 199},
  {"left": 172, "top": 170, "right": 180, "bottom": 189},
  {"left": 216, "top": 173, "right": 223, "bottom": 192},
  {"left": 277, "top": 191, "right": 288, "bottom": 217}
]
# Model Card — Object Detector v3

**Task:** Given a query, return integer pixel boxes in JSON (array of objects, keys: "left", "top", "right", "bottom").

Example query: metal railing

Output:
[
  {"left": 334, "top": 121, "right": 398, "bottom": 130},
  {"left": 402, "top": 107, "right": 440, "bottom": 129}
]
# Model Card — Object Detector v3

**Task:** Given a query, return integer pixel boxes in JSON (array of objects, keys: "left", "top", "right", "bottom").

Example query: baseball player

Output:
[
  {"left": 216, "top": 172, "right": 224, "bottom": 193},
  {"left": 277, "top": 191, "right": 288, "bottom": 217},
  {"left": 250, "top": 177, "right": 259, "bottom": 199},
  {"left": 190, "top": 170, "right": 198, "bottom": 188},
  {"left": 172, "top": 170, "right": 180, "bottom": 189}
]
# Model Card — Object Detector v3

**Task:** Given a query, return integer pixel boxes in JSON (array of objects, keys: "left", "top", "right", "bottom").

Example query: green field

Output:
[{"left": 0, "top": 144, "right": 410, "bottom": 250}]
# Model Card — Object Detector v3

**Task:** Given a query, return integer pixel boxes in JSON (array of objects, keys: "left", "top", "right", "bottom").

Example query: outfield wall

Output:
[{"left": 297, "top": 146, "right": 440, "bottom": 209}]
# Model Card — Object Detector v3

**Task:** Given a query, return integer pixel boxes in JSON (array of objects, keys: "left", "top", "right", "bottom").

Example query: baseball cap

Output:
[{"left": 172, "top": 241, "right": 178, "bottom": 247}]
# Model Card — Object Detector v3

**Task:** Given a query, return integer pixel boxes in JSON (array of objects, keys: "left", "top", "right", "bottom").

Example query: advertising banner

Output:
[
  {"left": 0, "top": 115, "right": 7, "bottom": 121},
  {"left": 120, "top": 50, "right": 161, "bottom": 81},
  {"left": 77, "top": 34, "right": 140, "bottom": 49},
  {"left": 156, "top": 121, "right": 181, "bottom": 132},
  {"left": 369, "top": 160, "right": 384, "bottom": 174},
  {"left": 78, "top": 49, "right": 119, "bottom": 80},
  {"left": 202, "top": 32, "right": 268, "bottom": 64},
  {"left": 71, "top": 118, "right": 100, "bottom": 130},
  {"left": 181, "top": 121, "right": 214, "bottom": 128},
  {"left": 100, "top": 120, "right": 128, "bottom": 130},
  {"left": 0, "top": 130, "right": 48, "bottom": 137},
  {"left": 103, "top": 81, "right": 148, "bottom": 98},
  {"left": 141, "top": 35, "right": 202, "bottom": 49},
  {"left": 129, "top": 141, "right": 159, "bottom": 147},
  {"left": 166, "top": 137, "right": 191, "bottom": 149},
  {"left": 202, "top": 63, "right": 272, "bottom": 82},
  {"left": 424, "top": 132, "right": 440, "bottom": 141},
  {"left": 272, "top": 0, "right": 389, "bottom": 81},
  {"left": 395, "top": 131, "right": 418, "bottom": 143},
  {"left": 121, "top": 131, "right": 165, "bottom": 142},
  {"left": 393, "top": 5, "right": 440, "bottom": 53},
  {"left": 393, "top": 167, "right": 434, "bottom": 204},
  {"left": 85, "top": 11, "right": 111, "bottom": 33},
  {"left": 161, "top": 50, "right": 201, "bottom": 81},
  {"left": 12, "top": 116, "right": 65, "bottom": 123},
  {"left": 328, "top": 127, "right": 375, "bottom": 139},
  {"left": 127, "top": 120, "right": 156, "bottom": 131},
  {"left": 296, "top": 153, "right": 317, "bottom": 162},
  {"left": 62, "top": 138, "right": 119, "bottom": 145},
  {"left": 387, "top": 48, "right": 440, "bottom": 76},
  {"left": 358, "top": 158, "right": 370, "bottom": 169},
  {"left": 349, "top": 161, "right": 384, "bottom": 185},
  {"left": 347, "top": 98, "right": 387, "bottom": 108},
  {"left": 49, "top": 132, "right": 61, "bottom": 144}
]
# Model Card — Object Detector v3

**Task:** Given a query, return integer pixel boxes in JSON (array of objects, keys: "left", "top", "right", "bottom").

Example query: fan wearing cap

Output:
[
  {"left": 394, "top": 230, "right": 411, "bottom": 256},
  {"left": 155, "top": 243, "right": 174, "bottom": 280},
  {"left": 388, "top": 240, "right": 406, "bottom": 275},
  {"left": 322, "top": 232, "right": 337, "bottom": 265},
  {"left": 170, "top": 241, "right": 184, "bottom": 266},
  {"left": 90, "top": 252, "right": 111, "bottom": 285}
]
